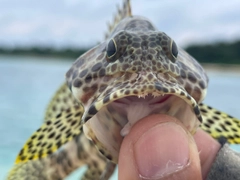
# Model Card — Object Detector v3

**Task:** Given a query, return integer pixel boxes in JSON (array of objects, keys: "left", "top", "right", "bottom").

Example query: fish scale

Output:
[{"left": 8, "top": 0, "right": 240, "bottom": 179}]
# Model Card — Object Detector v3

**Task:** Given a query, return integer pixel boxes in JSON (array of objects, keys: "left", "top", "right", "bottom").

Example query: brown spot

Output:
[
  {"left": 188, "top": 72, "right": 197, "bottom": 83},
  {"left": 140, "top": 34, "right": 148, "bottom": 40},
  {"left": 125, "top": 90, "right": 130, "bottom": 95},
  {"left": 185, "top": 82, "right": 192, "bottom": 94},
  {"left": 111, "top": 63, "right": 117, "bottom": 72},
  {"left": 48, "top": 132, "right": 55, "bottom": 139},
  {"left": 52, "top": 106, "right": 56, "bottom": 111},
  {"left": 113, "top": 93, "right": 118, "bottom": 98},
  {"left": 85, "top": 74, "right": 92, "bottom": 83},
  {"left": 132, "top": 67, "right": 137, "bottom": 71},
  {"left": 72, "top": 70, "right": 79, "bottom": 80},
  {"left": 66, "top": 67, "right": 73, "bottom": 78},
  {"left": 103, "top": 95, "right": 111, "bottom": 104},
  {"left": 235, "top": 134, "right": 240, "bottom": 138},
  {"left": 198, "top": 80, "right": 206, "bottom": 89},
  {"left": 186, "top": 94, "right": 192, "bottom": 100},
  {"left": 73, "top": 79, "right": 82, "bottom": 88},
  {"left": 48, "top": 127, "right": 53, "bottom": 132},
  {"left": 162, "top": 87, "right": 169, "bottom": 93},
  {"left": 91, "top": 62, "right": 102, "bottom": 72},
  {"left": 180, "top": 91, "right": 185, "bottom": 96},
  {"left": 147, "top": 54, "right": 153, "bottom": 60},
  {"left": 147, "top": 74, "right": 153, "bottom": 81},
  {"left": 161, "top": 41, "right": 167, "bottom": 46},
  {"left": 220, "top": 124, "right": 228, "bottom": 132},
  {"left": 132, "top": 42, "right": 140, "bottom": 48},
  {"left": 141, "top": 41, "right": 148, "bottom": 48},
  {"left": 170, "top": 88, "right": 175, "bottom": 93},
  {"left": 180, "top": 70, "right": 186, "bottom": 79},
  {"left": 194, "top": 86, "right": 201, "bottom": 95},
  {"left": 99, "top": 69, "right": 105, "bottom": 77},
  {"left": 99, "top": 85, "right": 107, "bottom": 92},
  {"left": 170, "top": 64, "right": 175, "bottom": 72},
  {"left": 79, "top": 69, "right": 88, "bottom": 78},
  {"left": 81, "top": 84, "right": 98, "bottom": 104},
  {"left": 133, "top": 37, "right": 141, "bottom": 42},
  {"left": 56, "top": 141, "right": 62, "bottom": 148},
  {"left": 106, "top": 155, "right": 113, "bottom": 161},
  {"left": 204, "top": 123, "right": 210, "bottom": 128},
  {"left": 36, "top": 142, "right": 42, "bottom": 147},
  {"left": 56, "top": 113, "right": 62, "bottom": 119},
  {"left": 60, "top": 126, "right": 66, "bottom": 132},
  {"left": 149, "top": 42, "right": 157, "bottom": 48},
  {"left": 38, "top": 135, "right": 44, "bottom": 140},
  {"left": 135, "top": 49, "right": 142, "bottom": 55},
  {"left": 103, "top": 75, "right": 112, "bottom": 82},
  {"left": 97, "top": 53, "right": 104, "bottom": 61},
  {"left": 76, "top": 58, "right": 85, "bottom": 68},
  {"left": 215, "top": 128, "right": 222, "bottom": 132},
  {"left": 225, "top": 121, "right": 232, "bottom": 126},
  {"left": 207, "top": 119, "right": 214, "bottom": 124}
]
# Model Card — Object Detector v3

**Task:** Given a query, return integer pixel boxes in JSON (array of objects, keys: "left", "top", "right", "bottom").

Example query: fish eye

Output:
[
  {"left": 171, "top": 40, "right": 178, "bottom": 59},
  {"left": 106, "top": 39, "right": 117, "bottom": 60}
]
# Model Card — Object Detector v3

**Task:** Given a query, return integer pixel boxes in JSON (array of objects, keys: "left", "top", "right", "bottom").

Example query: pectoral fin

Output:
[
  {"left": 200, "top": 103, "right": 240, "bottom": 144},
  {"left": 15, "top": 105, "right": 84, "bottom": 163}
]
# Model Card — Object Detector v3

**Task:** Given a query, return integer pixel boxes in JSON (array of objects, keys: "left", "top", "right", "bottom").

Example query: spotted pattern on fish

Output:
[
  {"left": 8, "top": 0, "right": 240, "bottom": 179},
  {"left": 8, "top": 83, "right": 116, "bottom": 179}
]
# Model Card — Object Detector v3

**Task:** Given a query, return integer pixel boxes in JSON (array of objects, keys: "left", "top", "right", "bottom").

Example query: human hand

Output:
[{"left": 118, "top": 114, "right": 221, "bottom": 180}]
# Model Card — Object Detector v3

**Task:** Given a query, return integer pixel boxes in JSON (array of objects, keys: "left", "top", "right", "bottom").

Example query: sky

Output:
[{"left": 0, "top": 0, "right": 240, "bottom": 48}]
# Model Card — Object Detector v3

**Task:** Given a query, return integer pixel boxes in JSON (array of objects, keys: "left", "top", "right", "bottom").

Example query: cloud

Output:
[{"left": 0, "top": 0, "right": 240, "bottom": 48}]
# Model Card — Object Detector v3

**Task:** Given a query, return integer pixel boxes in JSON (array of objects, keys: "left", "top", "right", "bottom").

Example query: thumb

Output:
[{"left": 118, "top": 114, "right": 202, "bottom": 180}]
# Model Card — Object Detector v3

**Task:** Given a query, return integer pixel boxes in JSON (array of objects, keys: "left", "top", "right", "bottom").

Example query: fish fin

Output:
[
  {"left": 44, "top": 83, "right": 78, "bottom": 121},
  {"left": 15, "top": 105, "right": 84, "bottom": 164},
  {"left": 9, "top": 83, "right": 115, "bottom": 179},
  {"left": 199, "top": 103, "right": 240, "bottom": 144},
  {"left": 8, "top": 134, "right": 115, "bottom": 180},
  {"left": 105, "top": 0, "right": 132, "bottom": 39},
  {"left": 82, "top": 160, "right": 116, "bottom": 180}
]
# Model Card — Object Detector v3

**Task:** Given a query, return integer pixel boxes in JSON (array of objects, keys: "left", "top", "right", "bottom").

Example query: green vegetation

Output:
[
  {"left": 0, "top": 40, "right": 239, "bottom": 64},
  {"left": 185, "top": 40, "right": 240, "bottom": 64},
  {"left": 0, "top": 47, "right": 88, "bottom": 59}
]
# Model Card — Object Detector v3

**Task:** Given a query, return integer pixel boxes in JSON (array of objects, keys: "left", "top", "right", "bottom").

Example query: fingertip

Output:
[{"left": 118, "top": 114, "right": 202, "bottom": 180}]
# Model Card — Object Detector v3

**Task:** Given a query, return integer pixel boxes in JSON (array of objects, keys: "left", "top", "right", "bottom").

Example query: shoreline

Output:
[{"left": 202, "top": 63, "right": 240, "bottom": 74}]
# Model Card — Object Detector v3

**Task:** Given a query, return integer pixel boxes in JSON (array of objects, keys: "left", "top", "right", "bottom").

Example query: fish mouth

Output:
[
  {"left": 83, "top": 81, "right": 202, "bottom": 126},
  {"left": 111, "top": 94, "right": 173, "bottom": 136},
  {"left": 82, "top": 82, "right": 201, "bottom": 162},
  {"left": 113, "top": 94, "right": 171, "bottom": 105},
  {"left": 110, "top": 93, "right": 199, "bottom": 136}
]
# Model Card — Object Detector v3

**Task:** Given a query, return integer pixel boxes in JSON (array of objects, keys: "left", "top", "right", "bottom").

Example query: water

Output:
[{"left": 0, "top": 55, "right": 240, "bottom": 179}]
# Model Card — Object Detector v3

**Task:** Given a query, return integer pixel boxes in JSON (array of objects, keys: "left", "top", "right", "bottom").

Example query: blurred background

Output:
[{"left": 0, "top": 0, "right": 240, "bottom": 179}]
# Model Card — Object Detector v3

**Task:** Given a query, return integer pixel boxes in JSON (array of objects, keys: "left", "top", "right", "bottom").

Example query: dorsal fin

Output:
[{"left": 105, "top": 0, "right": 132, "bottom": 40}]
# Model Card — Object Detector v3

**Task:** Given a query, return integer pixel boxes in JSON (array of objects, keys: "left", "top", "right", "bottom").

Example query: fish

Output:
[{"left": 7, "top": 0, "right": 240, "bottom": 179}]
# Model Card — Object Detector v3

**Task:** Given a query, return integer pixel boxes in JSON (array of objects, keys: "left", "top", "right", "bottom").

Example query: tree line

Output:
[
  {"left": 185, "top": 40, "right": 240, "bottom": 64},
  {"left": 0, "top": 40, "right": 239, "bottom": 64}
]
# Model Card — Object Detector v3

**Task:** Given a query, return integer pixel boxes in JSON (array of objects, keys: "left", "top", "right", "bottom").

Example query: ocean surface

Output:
[{"left": 0, "top": 55, "right": 240, "bottom": 179}]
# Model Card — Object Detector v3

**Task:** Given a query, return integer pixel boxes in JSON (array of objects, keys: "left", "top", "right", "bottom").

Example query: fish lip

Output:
[
  {"left": 83, "top": 82, "right": 202, "bottom": 124},
  {"left": 112, "top": 94, "right": 172, "bottom": 105},
  {"left": 149, "top": 94, "right": 171, "bottom": 105}
]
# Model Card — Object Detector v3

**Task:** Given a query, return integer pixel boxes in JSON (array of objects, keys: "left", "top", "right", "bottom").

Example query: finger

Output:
[
  {"left": 194, "top": 129, "right": 221, "bottom": 179},
  {"left": 118, "top": 114, "right": 202, "bottom": 180}
]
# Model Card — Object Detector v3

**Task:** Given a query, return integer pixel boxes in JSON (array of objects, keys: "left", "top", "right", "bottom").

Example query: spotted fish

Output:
[{"left": 8, "top": 0, "right": 240, "bottom": 179}]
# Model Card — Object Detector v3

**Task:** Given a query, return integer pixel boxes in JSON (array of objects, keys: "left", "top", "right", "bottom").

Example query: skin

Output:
[{"left": 118, "top": 114, "right": 221, "bottom": 180}]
